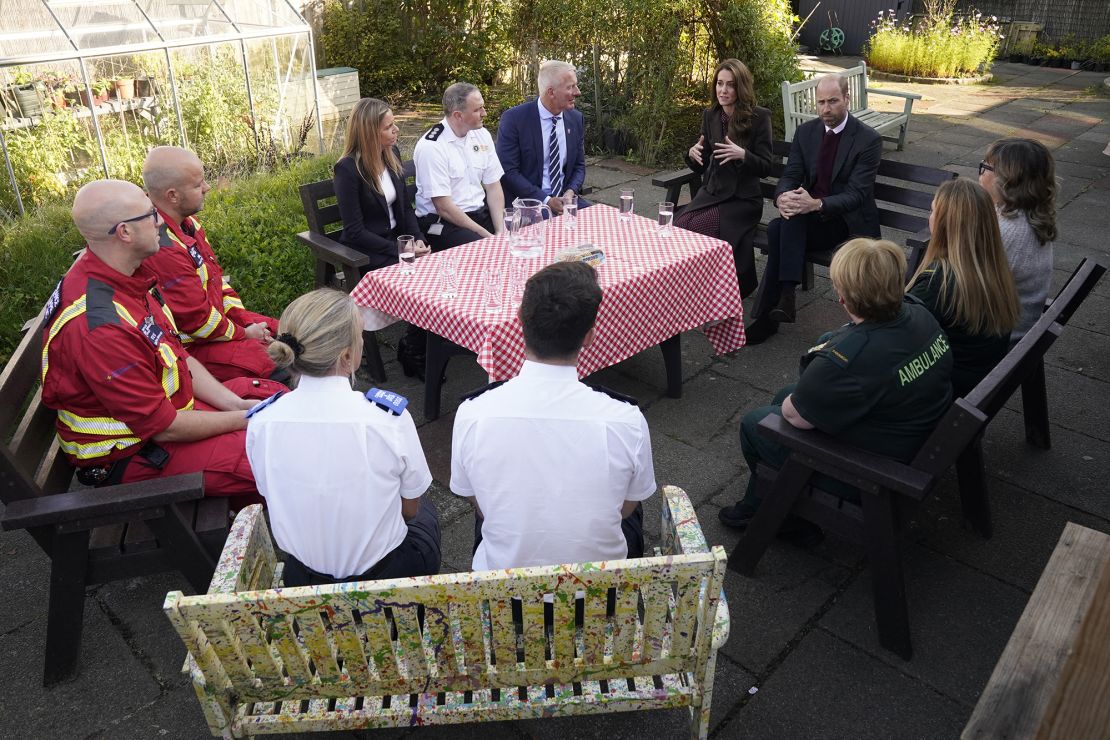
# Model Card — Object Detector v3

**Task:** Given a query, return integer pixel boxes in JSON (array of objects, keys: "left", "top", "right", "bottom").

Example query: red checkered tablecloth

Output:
[{"left": 350, "top": 204, "right": 745, "bottom": 381}]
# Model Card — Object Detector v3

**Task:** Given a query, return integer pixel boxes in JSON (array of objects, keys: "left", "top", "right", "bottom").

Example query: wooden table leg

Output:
[{"left": 660, "top": 334, "right": 682, "bottom": 399}]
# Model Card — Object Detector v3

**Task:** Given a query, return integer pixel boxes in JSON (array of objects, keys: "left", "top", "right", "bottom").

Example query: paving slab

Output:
[
  {"left": 819, "top": 543, "right": 1028, "bottom": 706},
  {"left": 717, "top": 629, "right": 967, "bottom": 739}
]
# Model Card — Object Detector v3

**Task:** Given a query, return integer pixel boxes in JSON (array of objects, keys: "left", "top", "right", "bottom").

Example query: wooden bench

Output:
[
  {"left": 652, "top": 140, "right": 956, "bottom": 292},
  {"left": 0, "top": 309, "right": 229, "bottom": 685},
  {"left": 295, "top": 162, "right": 422, "bottom": 383},
  {"left": 783, "top": 62, "right": 921, "bottom": 151},
  {"left": 165, "top": 486, "right": 730, "bottom": 738},
  {"left": 728, "top": 258, "right": 1106, "bottom": 660},
  {"left": 963, "top": 522, "right": 1110, "bottom": 739}
]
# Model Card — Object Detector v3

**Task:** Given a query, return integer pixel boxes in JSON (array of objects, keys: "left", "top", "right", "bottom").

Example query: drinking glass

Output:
[
  {"left": 509, "top": 258, "right": 528, "bottom": 307},
  {"left": 619, "top": 189, "right": 634, "bottom": 222},
  {"left": 482, "top": 266, "right": 503, "bottom": 314},
  {"left": 657, "top": 201, "right": 674, "bottom": 236},
  {"left": 563, "top": 192, "right": 578, "bottom": 230},
  {"left": 397, "top": 235, "right": 415, "bottom": 274},
  {"left": 503, "top": 208, "right": 518, "bottom": 248},
  {"left": 438, "top": 252, "right": 459, "bottom": 299}
]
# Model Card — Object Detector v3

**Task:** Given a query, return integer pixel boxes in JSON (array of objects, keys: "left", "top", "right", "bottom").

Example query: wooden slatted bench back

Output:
[{"left": 166, "top": 493, "right": 730, "bottom": 737}]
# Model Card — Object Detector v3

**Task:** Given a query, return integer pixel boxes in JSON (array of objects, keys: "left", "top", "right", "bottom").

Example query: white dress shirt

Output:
[
  {"left": 537, "top": 99, "right": 567, "bottom": 195},
  {"left": 246, "top": 375, "right": 432, "bottom": 578},
  {"left": 379, "top": 169, "right": 397, "bottom": 230},
  {"left": 413, "top": 118, "right": 504, "bottom": 216},
  {"left": 450, "top": 361, "right": 657, "bottom": 571}
]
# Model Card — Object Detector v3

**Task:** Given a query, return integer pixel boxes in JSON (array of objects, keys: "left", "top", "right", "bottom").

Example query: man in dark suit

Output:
[
  {"left": 496, "top": 61, "right": 588, "bottom": 215},
  {"left": 747, "top": 74, "right": 882, "bottom": 344}
]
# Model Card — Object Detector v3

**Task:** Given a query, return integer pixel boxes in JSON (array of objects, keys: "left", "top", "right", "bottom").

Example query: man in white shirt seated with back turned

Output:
[{"left": 450, "top": 262, "right": 657, "bottom": 570}]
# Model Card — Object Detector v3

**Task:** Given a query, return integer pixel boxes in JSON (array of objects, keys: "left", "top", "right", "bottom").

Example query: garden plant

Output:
[{"left": 864, "top": 0, "right": 1002, "bottom": 79}]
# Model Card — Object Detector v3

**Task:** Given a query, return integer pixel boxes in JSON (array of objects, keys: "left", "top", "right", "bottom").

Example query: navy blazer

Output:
[
  {"left": 334, "top": 148, "right": 423, "bottom": 272},
  {"left": 496, "top": 100, "right": 586, "bottom": 204},
  {"left": 775, "top": 115, "right": 882, "bottom": 238}
]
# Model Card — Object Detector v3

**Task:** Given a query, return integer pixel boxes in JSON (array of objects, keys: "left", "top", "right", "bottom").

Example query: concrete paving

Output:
[{"left": 1, "top": 61, "right": 1109, "bottom": 738}]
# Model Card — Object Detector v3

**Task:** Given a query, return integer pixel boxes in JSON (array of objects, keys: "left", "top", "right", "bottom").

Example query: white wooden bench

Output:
[
  {"left": 783, "top": 62, "right": 921, "bottom": 150},
  {"left": 165, "top": 485, "right": 730, "bottom": 738}
]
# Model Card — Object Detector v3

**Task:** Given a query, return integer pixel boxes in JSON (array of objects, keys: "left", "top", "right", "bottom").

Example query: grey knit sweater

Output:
[{"left": 998, "top": 209, "right": 1053, "bottom": 342}]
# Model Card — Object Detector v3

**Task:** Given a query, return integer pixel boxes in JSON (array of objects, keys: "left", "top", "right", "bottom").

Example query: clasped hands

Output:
[
  {"left": 546, "top": 190, "right": 576, "bottom": 215},
  {"left": 687, "top": 135, "right": 746, "bottom": 167},
  {"left": 777, "top": 188, "right": 822, "bottom": 219}
]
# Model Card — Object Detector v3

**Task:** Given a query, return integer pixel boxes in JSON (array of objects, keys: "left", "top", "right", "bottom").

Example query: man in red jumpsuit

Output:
[
  {"left": 142, "top": 146, "right": 281, "bottom": 382},
  {"left": 41, "top": 180, "right": 284, "bottom": 505}
]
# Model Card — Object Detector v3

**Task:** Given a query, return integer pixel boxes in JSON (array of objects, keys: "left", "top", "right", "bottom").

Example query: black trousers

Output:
[
  {"left": 753, "top": 213, "right": 850, "bottom": 318},
  {"left": 282, "top": 497, "right": 441, "bottom": 587},
  {"left": 419, "top": 207, "right": 495, "bottom": 252},
  {"left": 471, "top": 502, "right": 645, "bottom": 561}
]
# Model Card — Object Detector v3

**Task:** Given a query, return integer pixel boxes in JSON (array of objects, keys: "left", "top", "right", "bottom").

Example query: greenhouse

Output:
[{"left": 0, "top": 0, "right": 323, "bottom": 217}]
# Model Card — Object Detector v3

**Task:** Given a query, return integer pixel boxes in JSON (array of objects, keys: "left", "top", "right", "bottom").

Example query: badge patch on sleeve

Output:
[
  {"left": 187, "top": 245, "right": 204, "bottom": 268},
  {"left": 43, "top": 279, "right": 63, "bottom": 321},
  {"left": 140, "top": 315, "right": 165, "bottom": 347},
  {"left": 366, "top": 387, "right": 408, "bottom": 415}
]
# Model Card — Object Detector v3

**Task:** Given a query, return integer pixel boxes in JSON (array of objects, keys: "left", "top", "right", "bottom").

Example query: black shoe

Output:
[
  {"left": 744, "top": 315, "right": 779, "bottom": 346},
  {"left": 718, "top": 503, "right": 757, "bottom": 530},
  {"left": 768, "top": 289, "right": 796, "bottom": 323},
  {"left": 397, "top": 347, "right": 426, "bottom": 381}
]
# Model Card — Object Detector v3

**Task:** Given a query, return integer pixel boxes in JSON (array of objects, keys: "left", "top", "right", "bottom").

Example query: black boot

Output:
[
  {"left": 396, "top": 332, "right": 426, "bottom": 381},
  {"left": 744, "top": 315, "right": 780, "bottom": 346}
]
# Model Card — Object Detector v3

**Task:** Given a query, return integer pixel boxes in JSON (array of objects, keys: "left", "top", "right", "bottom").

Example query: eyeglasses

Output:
[
  {"left": 978, "top": 161, "right": 995, "bottom": 176},
  {"left": 108, "top": 207, "right": 159, "bottom": 235}
]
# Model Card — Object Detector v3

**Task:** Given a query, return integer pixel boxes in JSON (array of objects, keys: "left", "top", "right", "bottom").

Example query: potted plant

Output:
[{"left": 113, "top": 76, "right": 135, "bottom": 100}]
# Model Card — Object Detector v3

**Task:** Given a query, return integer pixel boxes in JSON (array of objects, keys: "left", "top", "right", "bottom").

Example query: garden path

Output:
[{"left": 1, "top": 60, "right": 1108, "bottom": 739}]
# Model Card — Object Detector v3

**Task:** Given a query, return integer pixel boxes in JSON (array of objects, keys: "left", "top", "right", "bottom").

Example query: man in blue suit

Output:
[{"left": 496, "top": 61, "right": 588, "bottom": 215}]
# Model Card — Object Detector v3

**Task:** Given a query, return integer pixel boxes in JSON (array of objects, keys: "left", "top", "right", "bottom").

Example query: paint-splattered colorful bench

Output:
[{"left": 165, "top": 485, "right": 730, "bottom": 738}]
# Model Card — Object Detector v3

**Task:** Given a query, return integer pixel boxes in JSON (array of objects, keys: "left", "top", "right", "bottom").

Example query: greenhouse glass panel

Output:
[{"left": 141, "top": 0, "right": 238, "bottom": 43}]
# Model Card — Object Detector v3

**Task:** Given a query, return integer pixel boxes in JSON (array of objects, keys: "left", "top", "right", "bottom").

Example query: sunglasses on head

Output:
[
  {"left": 108, "top": 206, "right": 159, "bottom": 235},
  {"left": 978, "top": 161, "right": 995, "bottom": 176}
]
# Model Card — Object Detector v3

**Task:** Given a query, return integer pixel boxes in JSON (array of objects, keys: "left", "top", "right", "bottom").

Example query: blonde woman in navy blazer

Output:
[{"left": 334, "top": 98, "right": 429, "bottom": 276}]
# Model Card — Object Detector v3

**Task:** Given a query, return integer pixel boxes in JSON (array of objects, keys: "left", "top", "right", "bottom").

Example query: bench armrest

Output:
[
  {"left": 661, "top": 485, "right": 730, "bottom": 648},
  {"left": 1, "top": 472, "right": 204, "bottom": 530},
  {"left": 208, "top": 504, "right": 279, "bottom": 594},
  {"left": 651, "top": 169, "right": 701, "bottom": 204},
  {"left": 757, "top": 415, "right": 934, "bottom": 500},
  {"left": 295, "top": 230, "right": 370, "bottom": 269},
  {"left": 866, "top": 87, "right": 922, "bottom": 101}
]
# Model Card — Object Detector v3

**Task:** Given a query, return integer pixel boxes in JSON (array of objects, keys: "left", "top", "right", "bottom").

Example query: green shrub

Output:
[
  {"left": 864, "top": 3, "right": 1002, "bottom": 78},
  {"left": 0, "top": 154, "right": 336, "bottom": 366}
]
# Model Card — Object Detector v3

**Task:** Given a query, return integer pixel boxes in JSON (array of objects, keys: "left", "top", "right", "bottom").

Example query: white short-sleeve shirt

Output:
[
  {"left": 450, "top": 361, "right": 657, "bottom": 571},
  {"left": 413, "top": 118, "right": 504, "bottom": 217},
  {"left": 246, "top": 375, "right": 432, "bottom": 579}
]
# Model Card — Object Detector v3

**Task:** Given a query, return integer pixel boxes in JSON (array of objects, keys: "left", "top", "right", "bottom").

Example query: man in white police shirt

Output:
[
  {"left": 450, "top": 262, "right": 657, "bottom": 571},
  {"left": 414, "top": 82, "right": 506, "bottom": 251}
]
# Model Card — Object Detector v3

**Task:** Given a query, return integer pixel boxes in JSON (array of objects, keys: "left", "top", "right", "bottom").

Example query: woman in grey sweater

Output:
[{"left": 978, "top": 138, "right": 1057, "bottom": 342}]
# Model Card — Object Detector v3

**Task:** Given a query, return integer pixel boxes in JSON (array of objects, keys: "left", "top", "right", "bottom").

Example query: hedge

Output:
[{"left": 0, "top": 154, "right": 336, "bottom": 367}]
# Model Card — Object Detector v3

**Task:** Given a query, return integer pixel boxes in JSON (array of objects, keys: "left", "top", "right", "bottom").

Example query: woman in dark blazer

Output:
[
  {"left": 334, "top": 97, "right": 430, "bottom": 377},
  {"left": 677, "top": 59, "right": 773, "bottom": 298},
  {"left": 335, "top": 97, "right": 428, "bottom": 274}
]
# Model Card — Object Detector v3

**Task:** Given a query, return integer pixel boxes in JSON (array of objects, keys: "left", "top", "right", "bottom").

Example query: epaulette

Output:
[
  {"left": 587, "top": 384, "right": 639, "bottom": 406},
  {"left": 424, "top": 123, "right": 444, "bottom": 141},
  {"left": 85, "top": 278, "right": 121, "bottom": 331},
  {"left": 157, "top": 222, "right": 174, "bottom": 248},
  {"left": 246, "top": 391, "right": 284, "bottom": 419},
  {"left": 43, "top": 278, "right": 63, "bottom": 322},
  {"left": 459, "top": 380, "right": 507, "bottom": 402},
  {"left": 366, "top": 387, "right": 409, "bottom": 415},
  {"left": 821, "top": 330, "right": 869, "bottom": 368}
]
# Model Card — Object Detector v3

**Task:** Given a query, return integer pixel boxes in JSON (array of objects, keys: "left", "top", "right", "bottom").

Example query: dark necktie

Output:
[{"left": 548, "top": 116, "right": 563, "bottom": 197}]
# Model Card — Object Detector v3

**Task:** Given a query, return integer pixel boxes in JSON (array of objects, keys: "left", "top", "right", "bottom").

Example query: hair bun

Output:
[{"left": 276, "top": 332, "right": 304, "bottom": 358}]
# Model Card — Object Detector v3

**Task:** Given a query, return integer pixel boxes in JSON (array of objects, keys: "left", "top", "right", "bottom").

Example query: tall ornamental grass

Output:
[{"left": 865, "top": 8, "right": 1002, "bottom": 78}]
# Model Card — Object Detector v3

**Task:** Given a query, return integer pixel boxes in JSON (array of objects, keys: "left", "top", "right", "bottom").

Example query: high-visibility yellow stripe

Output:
[
  {"left": 60, "top": 435, "right": 142, "bottom": 460},
  {"left": 165, "top": 225, "right": 210, "bottom": 290},
  {"left": 160, "top": 302, "right": 179, "bottom": 333},
  {"left": 222, "top": 294, "right": 245, "bottom": 312},
  {"left": 159, "top": 343, "right": 180, "bottom": 397},
  {"left": 58, "top": 410, "right": 135, "bottom": 436},
  {"left": 180, "top": 306, "right": 223, "bottom": 342},
  {"left": 41, "top": 296, "right": 87, "bottom": 380}
]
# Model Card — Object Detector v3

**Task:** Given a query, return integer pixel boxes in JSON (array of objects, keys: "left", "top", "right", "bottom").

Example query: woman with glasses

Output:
[
  {"left": 335, "top": 97, "right": 431, "bottom": 377},
  {"left": 906, "top": 179, "right": 1020, "bottom": 396},
  {"left": 676, "top": 59, "right": 773, "bottom": 297},
  {"left": 978, "top": 138, "right": 1057, "bottom": 342},
  {"left": 245, "top": 288, "right": 440, "bottom": 587}
]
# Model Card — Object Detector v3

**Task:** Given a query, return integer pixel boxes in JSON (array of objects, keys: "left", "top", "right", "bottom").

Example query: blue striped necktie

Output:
[{"left": 548, "top": 115, "right": 563, "bottom": 197}]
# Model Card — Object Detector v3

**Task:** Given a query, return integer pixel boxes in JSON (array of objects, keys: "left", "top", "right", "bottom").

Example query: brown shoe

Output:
[{"left": 768, "top": 288, "right": 796, "bottom": 323}]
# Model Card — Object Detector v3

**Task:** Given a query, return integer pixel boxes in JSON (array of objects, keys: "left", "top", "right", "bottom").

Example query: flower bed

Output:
[{"left": 865, "top": 4, "right": 1002, "bottom": 79}]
